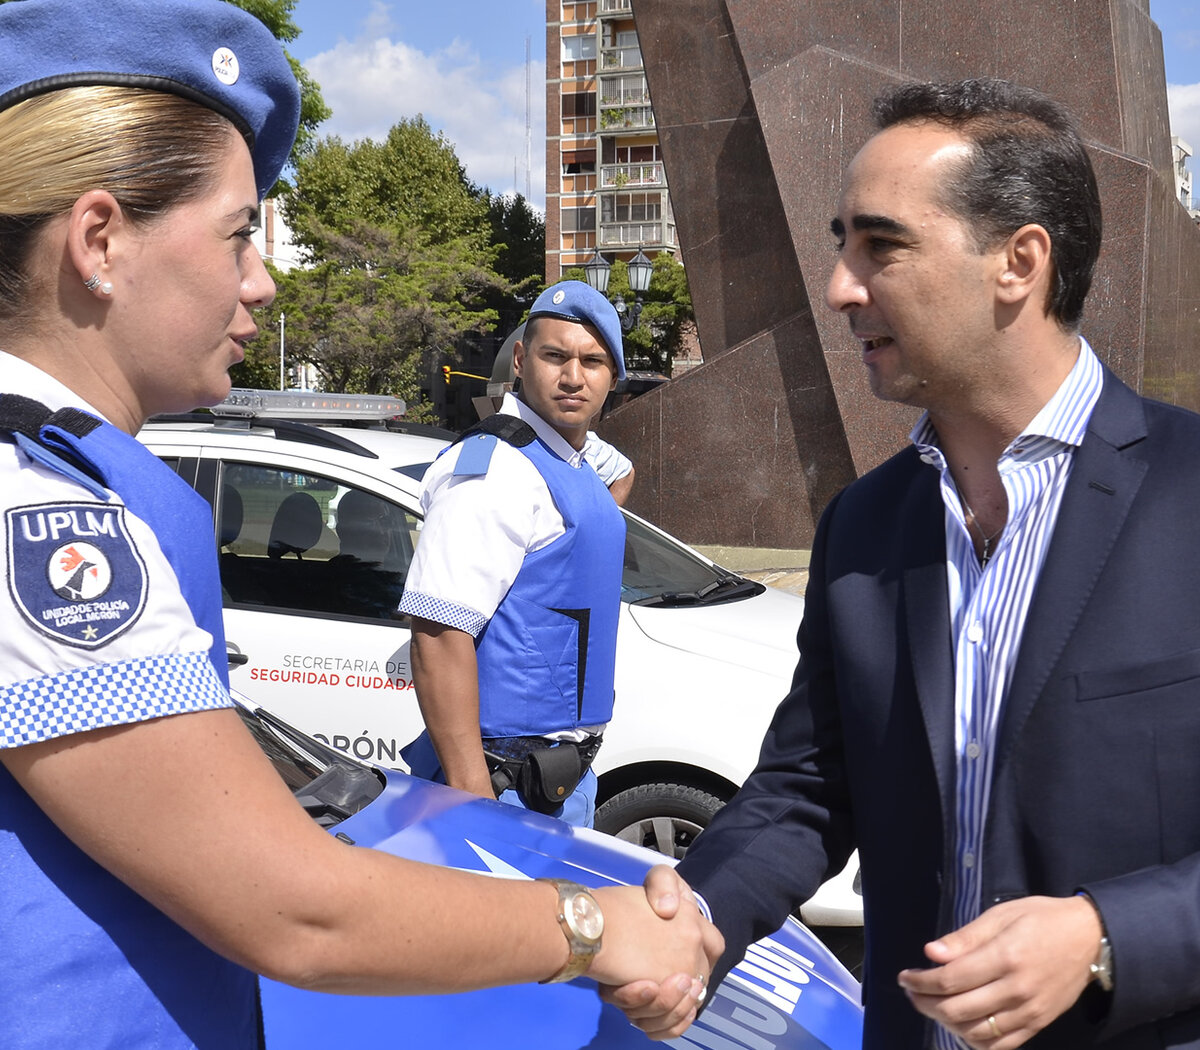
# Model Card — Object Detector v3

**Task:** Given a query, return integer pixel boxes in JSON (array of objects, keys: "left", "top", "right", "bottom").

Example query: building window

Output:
[
  {"left": 561, "top": 92, "right": 597, "bottom": 119},
  {"left": 562, "top": 34, "right": 597, "bottom": 62},
  {"left": 562, "top": 149, "right": 597, "bottom": 175},
  {"left": 601, "top": 193, "right": 661, "bottom": 223},
  {"left": 561, "top": 206, "right": 597, "bottom": 232}
]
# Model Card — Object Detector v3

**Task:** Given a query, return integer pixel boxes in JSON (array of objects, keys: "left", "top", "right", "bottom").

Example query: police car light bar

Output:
[{"left": 212, "top": 389, "right": 406, "bottom": 421}]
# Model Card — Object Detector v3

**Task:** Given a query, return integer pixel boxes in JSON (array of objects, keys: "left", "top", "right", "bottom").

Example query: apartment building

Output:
[
  {"left": 545, "top": 0, "right": 678, "bottom": 281},
  {"left": 1173, "top": 136, "right": 1199, "bottom": 221}
]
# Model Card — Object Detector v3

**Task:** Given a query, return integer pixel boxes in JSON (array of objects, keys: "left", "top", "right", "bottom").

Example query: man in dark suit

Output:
[{"left": 609, "top": 78, "right": 1200, "bottom": 1047}]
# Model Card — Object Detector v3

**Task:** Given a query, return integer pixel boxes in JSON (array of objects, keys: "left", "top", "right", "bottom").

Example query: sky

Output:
[
  {"left": 289, "top": 0, "right": 1200, "bottom": 214},
  {"left": 289, "top": 0, "right": 547, "bottom": 206}
]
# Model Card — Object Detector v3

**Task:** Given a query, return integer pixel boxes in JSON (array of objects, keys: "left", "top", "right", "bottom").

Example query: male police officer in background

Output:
[{"left": 400, "top": 281, "right": 626, "bottom": 827}]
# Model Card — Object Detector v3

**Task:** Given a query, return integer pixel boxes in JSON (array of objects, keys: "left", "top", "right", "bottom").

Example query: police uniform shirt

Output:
[
  {"left": 0, "top": 351, "right": 231, "bottom": 750},
  {"left": 583, "top": 431, "right": 632, "bottom": 487},
  {"left": 401, "top": 392, "right": 590, "bottom": 638}
]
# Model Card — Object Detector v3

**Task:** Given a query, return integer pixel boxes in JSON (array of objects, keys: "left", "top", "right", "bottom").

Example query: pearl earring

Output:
[{"left": 100, "top": 282, "right": 113, "bottom": 296}]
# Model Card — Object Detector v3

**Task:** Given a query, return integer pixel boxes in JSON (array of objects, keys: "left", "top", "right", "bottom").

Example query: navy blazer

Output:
[{"left": 679, "top": 369, "right": 1200, "bottom": 1048}]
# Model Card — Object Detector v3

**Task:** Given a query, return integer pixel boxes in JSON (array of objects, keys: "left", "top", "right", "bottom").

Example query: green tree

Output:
[
  {"left": 483, "top": 191, "right": 546, "bottom": 337},
  {"left": 485, "top": 192, "right": 546, "bottom": 291},
  {"left": 283, "top": 117, "right": 490, "bottom": 255},
  {"left": 237, "top": 219, "right": 507, "bottom": 419},
  {"left": 239, "top": 117, "right": 550, "bottom": 414},
  {"left": 237, "top": 122, "right": 516, "bottom": 412},
  {"left": 563, "top": 253, "right": 694, "bottom": 376}
]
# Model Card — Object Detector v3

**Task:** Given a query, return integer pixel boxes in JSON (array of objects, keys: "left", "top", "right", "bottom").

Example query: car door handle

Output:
[{"left": 227, "top": 651, "right": 249, "bottom": 667}]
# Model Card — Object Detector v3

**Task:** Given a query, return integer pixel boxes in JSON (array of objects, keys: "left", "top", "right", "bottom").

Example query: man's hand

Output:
[
  {"left": 898, "top": 895, "right": 1103, "bottom": 1048},
  {"left": 593, "top": 865, "right": 723, "bottom": 1040}
]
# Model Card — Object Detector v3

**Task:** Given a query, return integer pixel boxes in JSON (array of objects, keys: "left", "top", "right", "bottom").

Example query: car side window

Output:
[{"left": 216, "top": 462, "right": 418, "bottom": 623}]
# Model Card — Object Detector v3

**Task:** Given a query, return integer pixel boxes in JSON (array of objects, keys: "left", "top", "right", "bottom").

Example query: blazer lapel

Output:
[
  {"left": 901, "top": 466, "right": 958, "bottom": 836},
  {"left": 996, "top": 371, "right": 1149, "bottom": 760}
]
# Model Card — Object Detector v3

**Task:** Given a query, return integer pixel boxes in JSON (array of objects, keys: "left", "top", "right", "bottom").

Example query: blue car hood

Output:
[{"left": 261, "top": 768, "right": 863, "bottom": 1050}]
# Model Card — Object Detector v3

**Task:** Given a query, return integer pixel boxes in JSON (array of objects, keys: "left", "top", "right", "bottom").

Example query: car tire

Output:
[
  {"left": 598, "top": 783, "right": 867, "bottom": 980},
  {"left": 594, "top": 782, "right": 725, "bottom": 859}
]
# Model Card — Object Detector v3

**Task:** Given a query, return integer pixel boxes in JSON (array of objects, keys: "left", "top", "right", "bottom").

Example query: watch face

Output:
[{"left": 569, "top": 893, "right": 603, "bottom": 941}]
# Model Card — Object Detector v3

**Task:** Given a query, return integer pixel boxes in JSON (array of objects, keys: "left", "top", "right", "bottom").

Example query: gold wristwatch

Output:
[{"left": 540, "top": 878, "right": 604, "bottom": 983}]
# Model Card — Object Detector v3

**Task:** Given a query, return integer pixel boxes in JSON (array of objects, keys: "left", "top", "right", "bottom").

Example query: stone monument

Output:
[{"left": 598, "top": 0, "right": 1199, "bottom": 549}]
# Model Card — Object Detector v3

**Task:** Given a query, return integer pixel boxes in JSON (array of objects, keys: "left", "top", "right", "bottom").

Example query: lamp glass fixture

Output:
[
  {"left": 627, "top": 248, "right": 653, "bottom": 294},
  {"left": 582, "top": 250, "right": 611, "bottom": 294}
]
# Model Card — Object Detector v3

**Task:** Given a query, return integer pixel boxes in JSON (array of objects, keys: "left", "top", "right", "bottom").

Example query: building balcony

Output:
[
  {"left": 599, "top": 73, "right": 650, "bottom": 107},
  {"left": 599, "top": 219, "right": 677, "bottom": 249},
  {"left": 599, "top": 0, "right": 632, "bottom": 13},
  {"left": 600, "top": 44, "right": 643, "bottom": 70},
  {"left": 600, "top": 162, "right": 665, "bottom": 189},
  {"left": 600, "top": 88, "right": 651, "bottom": 108},
  {"left": 598, "top": 104, "right": 655, "bottom": 132}
]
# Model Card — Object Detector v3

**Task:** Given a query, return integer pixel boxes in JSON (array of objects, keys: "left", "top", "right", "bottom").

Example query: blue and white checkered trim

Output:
[
  {"left": 398, "top": 589, "right": 489, "bottom": 637},
  {"left": 1, "top": 650, "right": 231, "bottom": 748}
]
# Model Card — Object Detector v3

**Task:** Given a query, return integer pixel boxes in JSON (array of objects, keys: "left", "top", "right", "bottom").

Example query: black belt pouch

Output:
[{"left": 518, "top": 744, "right": 584, "bottom": 814}]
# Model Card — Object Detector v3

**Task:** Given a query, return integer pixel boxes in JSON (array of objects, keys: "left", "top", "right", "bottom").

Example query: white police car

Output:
[
  {"left": 239, "top": 692, "right": 863, "bottom": 1048},
  {"left": 138, "top": 390, "right": 862, "bottom": 954}
]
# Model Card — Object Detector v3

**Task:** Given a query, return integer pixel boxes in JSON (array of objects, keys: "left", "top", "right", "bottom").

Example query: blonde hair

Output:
[{"left": 0, "top": 86, "right": 237, "bottom": 319}]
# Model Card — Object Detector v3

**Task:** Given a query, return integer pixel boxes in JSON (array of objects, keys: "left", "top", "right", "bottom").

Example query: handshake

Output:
[{"left": 585, "top": 865, "right": 725, "bottom": 1041}]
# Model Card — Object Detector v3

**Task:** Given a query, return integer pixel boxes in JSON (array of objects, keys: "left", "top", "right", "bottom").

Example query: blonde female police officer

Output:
[{"left": 0, "top": 2, "right": 717, "bottom": 1045}]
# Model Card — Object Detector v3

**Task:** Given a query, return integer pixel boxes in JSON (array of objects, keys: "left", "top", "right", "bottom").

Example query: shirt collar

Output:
[
  {"left": 499, "top": 391, "right": 586, "bottom": 467},
  {"left": 0, "top": 350, "right": 109, "bottom": 420},
  {"left": 911, "top": 337, "right": 1103, "bottom": 457}
]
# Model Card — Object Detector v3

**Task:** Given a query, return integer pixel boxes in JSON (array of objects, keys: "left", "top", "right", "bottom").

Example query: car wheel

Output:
[{"left": 594, "top": 782, "right": 724, "bottom": 859}]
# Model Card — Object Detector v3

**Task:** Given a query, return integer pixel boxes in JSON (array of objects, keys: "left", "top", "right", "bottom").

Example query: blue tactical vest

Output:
[
  {"left": 453, "top": 417, "right": 625, "bottom": 737},
  {"left": 0, "top": 395, "right": 260, "bottom": 1049}
]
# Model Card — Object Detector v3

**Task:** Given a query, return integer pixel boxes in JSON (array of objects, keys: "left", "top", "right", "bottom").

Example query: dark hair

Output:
[{"left": 872, "top": 78, "right": 1101, "bottom": 329}]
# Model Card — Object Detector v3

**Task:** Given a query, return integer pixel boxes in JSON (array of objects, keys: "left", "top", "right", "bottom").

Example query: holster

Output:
[{"left": 483, "top": 735, "right": 601, "bottom": 815}]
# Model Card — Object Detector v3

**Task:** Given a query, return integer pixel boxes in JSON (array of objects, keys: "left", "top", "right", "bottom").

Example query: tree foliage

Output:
[
  {"left": 563, "top": 253, "right": 694, "bottom": 376},
  {"left": 283, "top": 117, "right": 490, "bottom": 254},
  {"left": 485, "top": 192, "right": 546, "bottom": 292},
  {"left": 481, "top": 191, "right": 546, "bottom": 338},
  {"left": 235, "top": 121, "right": 538, "bottom": 414},
  {"left": 237, "top": 219, "right": 507, "bottom": 418}
]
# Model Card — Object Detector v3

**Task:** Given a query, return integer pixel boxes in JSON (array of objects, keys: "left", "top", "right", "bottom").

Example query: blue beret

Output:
[
  {"left": 527, "top": 280, "right": 626, "bottom": 380},
  {"left": 0, "top": 0, "right": 300, "bottom": 200}
]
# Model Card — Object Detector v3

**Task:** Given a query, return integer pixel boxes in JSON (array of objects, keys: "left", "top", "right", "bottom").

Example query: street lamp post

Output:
[{"left": 582, "top": 248, "right": 653, "bottom": 332}]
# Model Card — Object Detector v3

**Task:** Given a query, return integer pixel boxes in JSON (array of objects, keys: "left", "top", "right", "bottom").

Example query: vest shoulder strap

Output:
[
  {"left": 0, "top": 393, "right": 103, "bottom": 440},
  {"left": 451, "top": 413, "right": 538, "bottom": 477},
  {"left": 459, "top": 413, "right": 537, "bottom": 447},
  {"left": 0, "top": 394, "right": 108, "bottom": 497}
]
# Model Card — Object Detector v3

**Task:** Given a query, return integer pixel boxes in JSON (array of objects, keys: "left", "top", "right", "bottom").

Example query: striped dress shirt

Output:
[{"left": 917, "top": 340, "right": 1104, "bottom": 1050}]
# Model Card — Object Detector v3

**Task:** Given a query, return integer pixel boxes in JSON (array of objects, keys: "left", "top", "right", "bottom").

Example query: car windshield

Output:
[
  {"left": 622, "top": 514, "right": 764, "bottom": 606},
  {"left": 236, "top": 702, "right": 385, "bottom": 829}
]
